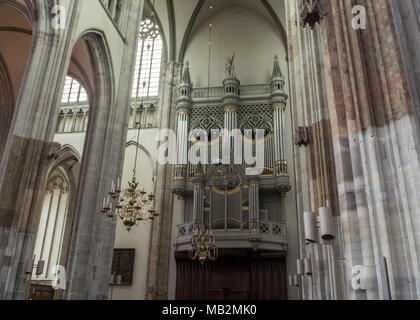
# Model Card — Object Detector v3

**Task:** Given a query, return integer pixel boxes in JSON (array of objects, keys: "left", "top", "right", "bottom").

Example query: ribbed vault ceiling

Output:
[{"left": 148, "top": 0, "right": 287, "bottom": 63}]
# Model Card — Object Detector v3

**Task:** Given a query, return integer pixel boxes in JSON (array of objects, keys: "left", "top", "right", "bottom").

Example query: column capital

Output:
[
  {"left": 270, "top": 93, "right": 288, "bottom": 108},
  {"left": 273, "top": 104, "right": 286, "bottom": 111},
  {"left": 224, "top": 106, "right": 238, "bottom": 113},
  {"left": 248, "top": 177, "right": 261, "bottom": 186},
  {"left": 176, "top": 107, "right": 190, "bottom": 115}
]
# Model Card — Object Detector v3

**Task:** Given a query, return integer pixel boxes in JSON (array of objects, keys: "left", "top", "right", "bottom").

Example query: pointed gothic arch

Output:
[{"left": 62, "top": 29, "right": 118, "bottom": 300}]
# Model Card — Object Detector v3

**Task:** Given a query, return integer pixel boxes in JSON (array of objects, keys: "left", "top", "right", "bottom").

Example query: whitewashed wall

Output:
[
  {"left": 183, "top": 5, "right": 288, "bottom": 87},
  {"left": 54, "top": 127, "right": 158, "bottom": 300}
]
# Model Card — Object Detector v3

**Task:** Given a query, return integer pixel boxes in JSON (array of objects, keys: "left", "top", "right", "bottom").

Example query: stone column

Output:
[
  {"left": 0, "top": 54, "right": 14, "bottom": 160},
  {"left": 64, "top": 0, "right": 145, "bottom": 300},
  {"left": 389, "top": 0, "right": 420, "bottom": 128},
  {"left": 248, "top": 178, "right": 260, "bottom": 233},
  {"left": 0, "top": 0, "right": 80, "bottom": 300},
  {"left": 288, "top": 0, "right": 420, "bottom": 300},
  {"left": 192, "top": 184, "right": 204, "bottom": 224},
  {"left": 324, "top": 0, "right": 420, "bottom": 300},
  {"left": 286, "top": 0, "right": 341, "bottom": 300},
  {"left": 108, "top": 0, "right": 118, "bottom": 19},
  {"left": 146, "top": 61, "right": 182, "bottom": 300}
]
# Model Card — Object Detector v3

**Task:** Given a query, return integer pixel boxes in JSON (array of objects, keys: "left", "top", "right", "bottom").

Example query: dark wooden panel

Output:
[
  {"left": 112, "top": 248, "right": 135, "bottom": 286},
  {"left": 28, "top": 284, "right": 55, "bottom": 300},
  {"left": 175, "top": 250, "right": 287, "bottom": 300}
]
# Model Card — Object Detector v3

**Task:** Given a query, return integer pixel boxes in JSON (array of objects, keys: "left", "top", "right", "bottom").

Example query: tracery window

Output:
[
  {"left": 61, "top": 76, "right": 88, "bottom": 104},
  {"left": 132, "top": 18, "right": 163, "bottom": 98}
]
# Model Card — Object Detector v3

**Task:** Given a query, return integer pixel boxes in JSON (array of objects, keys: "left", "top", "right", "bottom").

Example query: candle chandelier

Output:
[
  {"left": 188, "top": 224, "right": 218, "bottom": 265},
  {"left": 188, "top": 17, "right": 218, "bottom": 265},
  {"left": 101, "top": 91, "right": 158, "bottom": 231}
]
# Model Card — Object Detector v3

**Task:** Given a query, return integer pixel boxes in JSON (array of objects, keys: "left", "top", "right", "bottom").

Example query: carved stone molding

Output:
[
  {"left": 47, "top": 142, "right": 62, "bottom": 160},
  {"left": 294, "top": 127, "right": 310, "bottom": 147},
  {"left": 299, "top": 0, "right": 327, "bottom": 29}
]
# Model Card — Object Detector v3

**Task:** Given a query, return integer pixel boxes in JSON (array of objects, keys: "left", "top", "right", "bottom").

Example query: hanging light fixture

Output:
[
  {"left": 101, "top": 84, "right": 159, "bottom": 231},
  {"left": 188, "top": 225, "right": 218, "bottom": 265},
  {"left": 188, "top": 14, "right": 218, "bottom": 265}
]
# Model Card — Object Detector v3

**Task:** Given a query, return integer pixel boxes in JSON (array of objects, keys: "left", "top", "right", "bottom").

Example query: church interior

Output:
[{"left": 0, "top": 0, "right": 419, "bottom": 301}]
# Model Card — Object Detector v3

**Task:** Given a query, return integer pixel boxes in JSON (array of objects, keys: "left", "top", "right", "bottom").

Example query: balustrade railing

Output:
[
  {"left": 128, "top": 100, "right": 158, "bottom": 129},
  {"left": 191, "top": 84, "right": 271, "bottom": 100},
  {"left": 176, "top": 220, "right": 286, "bottom": 244},
  {"left": 56, "top": 105, "right": 89, "bottom": 133},
  {"left": 56, "top": 98, "right": 158, "bottom": 133}
]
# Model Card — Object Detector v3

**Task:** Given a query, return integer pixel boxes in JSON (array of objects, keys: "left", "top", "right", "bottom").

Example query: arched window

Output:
[
  {"left": 61, "top": 76, "right": 88, "bottom": 104},
  {"left": 132, "top": 18, "right": 163, "bottom": 98},
  {"left": 57, "top": 76, "right": 89, "bottom": 133}
]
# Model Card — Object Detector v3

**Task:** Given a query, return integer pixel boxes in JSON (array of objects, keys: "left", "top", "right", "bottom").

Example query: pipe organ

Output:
[
  {"left": 172, "top": 56, "right": 292, "bottom": 300},
  {"left": 173, "top": 56, "right": 291, "bottom": 244}
]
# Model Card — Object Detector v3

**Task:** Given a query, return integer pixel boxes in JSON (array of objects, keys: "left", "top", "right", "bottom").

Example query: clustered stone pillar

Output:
[
  {"left": 64, "top": 0, "right": 145, "bottom": 300},
  {"left": 146, "top": 61, "right": 183, "bottom": 300},
  {"left": 286, "top": 0, "right": 340, "bottom": 300},
  {"left": 287, "top": 0, "right": 420, "bottom": 300},
  {"left": 270, "top": 55, "right": 289, "bottom": 177},
  {"left": 0, "top": 1, "right": 79, "bottom": 300}
]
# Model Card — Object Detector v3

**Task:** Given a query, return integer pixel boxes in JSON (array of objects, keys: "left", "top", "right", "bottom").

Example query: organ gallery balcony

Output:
[{"left": 175, "top": 220, "right": 287, "bottom": 252}]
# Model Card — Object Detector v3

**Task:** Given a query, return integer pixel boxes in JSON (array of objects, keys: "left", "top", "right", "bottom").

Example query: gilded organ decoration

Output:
[
  {"left": 207, "top": 164, "right": 244, "bottom": 191},
  {"left": 225, "top": 53, "right": 236, "bottom": 78}
]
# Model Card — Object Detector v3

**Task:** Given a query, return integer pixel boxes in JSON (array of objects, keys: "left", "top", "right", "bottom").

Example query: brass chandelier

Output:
[
  {"left": 101, "top": 93, "right": 158, "bottom": 231},
  {"left": 101, "top": 168, "right": 158, "bottom": 231},
  {"left": 188, "top": 224, "right": 218, "bottom": 265},
  {"left": 187, "top": 11, "right": 218, "bottom": 265}
]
